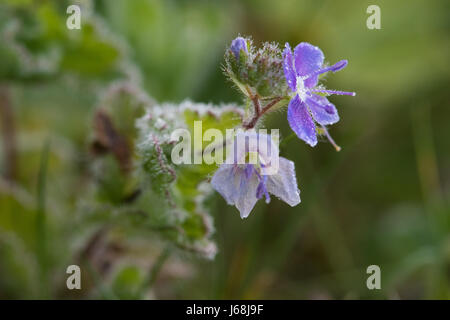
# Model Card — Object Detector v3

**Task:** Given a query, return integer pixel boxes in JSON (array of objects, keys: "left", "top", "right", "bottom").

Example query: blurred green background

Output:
[{"left": 0, "top": 0, "right": 449, "bottom": 299}]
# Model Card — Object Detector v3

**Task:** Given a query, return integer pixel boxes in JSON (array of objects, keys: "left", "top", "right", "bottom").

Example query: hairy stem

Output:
[
  {"left": 260, "top": 96, "right": 283, "bottom": 115},
  {"left": 243, "top": 91, "right": 283, "bottom": 129}
]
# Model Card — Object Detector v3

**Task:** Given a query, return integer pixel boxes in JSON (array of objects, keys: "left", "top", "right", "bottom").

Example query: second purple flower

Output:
[{"left": 283, "top": 42, "right": 355, "bottom": 148}]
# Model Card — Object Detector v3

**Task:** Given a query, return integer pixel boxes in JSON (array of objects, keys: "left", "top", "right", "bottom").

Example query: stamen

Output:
[
  {"left": 256, "top": 175, "right": 270, "bottom": 203},
  {"left": 311, "top": 89, "right": 356, "bottom": 96},
  {"left": 321, "top": 126, "right": 341, "bottom": 152}
]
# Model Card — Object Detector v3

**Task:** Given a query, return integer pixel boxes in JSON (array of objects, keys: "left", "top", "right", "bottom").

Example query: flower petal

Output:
[
  {"left": 211, "top": 164, "right": 240, "bottom": 205},
  {"left": 211, "top": 163, "right": 260, "bottom": 218},
  {"left": 266, "top": 157, "right": 301, "bottom": 206},
  {"left": 294, "top": 42, "right": 324, "bottom": 88},
  {"left": 283, "top": 43, "right": 297, "bottom": 91},
  {"left": 306, "top": 94, "right": 339, "bottom": 125},
  {"left": 235, "top": 173, "right": 260, "bottom": 218},
  {"left": 287, "top": 95, "right": 317, "bottom": 147}
]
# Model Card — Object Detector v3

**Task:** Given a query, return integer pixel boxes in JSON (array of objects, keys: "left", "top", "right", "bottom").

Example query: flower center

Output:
[{"left": 296, "top": 76, "right": 307, "bottom": 102}]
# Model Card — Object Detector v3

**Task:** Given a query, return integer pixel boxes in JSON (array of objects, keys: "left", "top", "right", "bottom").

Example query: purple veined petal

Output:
[
  {"left": 256, "top": 174, "right": 271, "bottom": 204},
  {"left": 235, "top": 172, "right": 260, "bottom": 219},
  {"left": 294, "top": 42, "right": 324, "bottom": 88},
  {"left": 211, "top": 164, "right": 241, "bottom": 205},
  {"left": 244, "top": 164, "right": 254, "bottom": 179},
  {"left": 239, "top": 164, "right": 254, "bottom": 193},
  {"left": 306, "top": 94, "right": 340, "bottom": 126},
  {"left": 266, "top": 157, "right": 301, "bottom": 207},
  {"left": 230, "top": 37, "right": 248, "bottom": 60},
  {"left": 283, "top": 43, "right": 297, "bottom": 91},
  {"left": 211, "top": 163, "right": 260, "bottom": 218},
  {"left": 287, "top": 94, "right": 317, "bottom": 147}
]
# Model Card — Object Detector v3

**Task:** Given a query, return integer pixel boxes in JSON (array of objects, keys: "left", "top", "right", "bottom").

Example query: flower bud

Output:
[{"left": 230, "top": 37, "right": 248, "bottom": 60}]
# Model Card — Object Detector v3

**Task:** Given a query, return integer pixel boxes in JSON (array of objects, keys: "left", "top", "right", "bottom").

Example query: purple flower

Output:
[
  {"left": 211, "top": 131, "right": 300, "bottom": 219},
  {"left": 283, "top": 42, "right": 355, "bottom": 148},
  {"left": 230, "top": 37, "right": 248, "bottom": 60}
]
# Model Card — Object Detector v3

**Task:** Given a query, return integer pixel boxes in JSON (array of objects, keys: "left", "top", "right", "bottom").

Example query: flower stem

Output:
[
  {"left": 260, "top": 96, "right": 283, "bottom": 115},
  {"left": 243, "top": 90, "right": 283, "bottom": 129}
]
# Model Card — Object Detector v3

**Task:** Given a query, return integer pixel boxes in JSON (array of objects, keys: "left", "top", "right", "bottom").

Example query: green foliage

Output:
[
  {"left": 133, "top": 101, "right": 243, "bottom": 259},
  {"left": 0, "top": 0, "right": 123, "bottom": 81}
]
